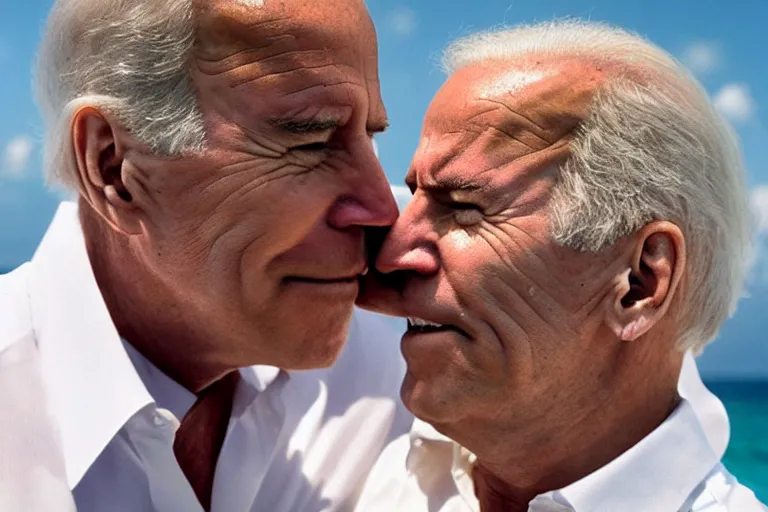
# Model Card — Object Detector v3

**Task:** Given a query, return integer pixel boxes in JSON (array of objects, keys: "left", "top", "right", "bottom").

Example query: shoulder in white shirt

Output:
[
  {"left": 356, "top": 355, "right": 767, "bottom": 512},
  {"left": 0, "top": 202, "right": 413, "bottom": 512}
]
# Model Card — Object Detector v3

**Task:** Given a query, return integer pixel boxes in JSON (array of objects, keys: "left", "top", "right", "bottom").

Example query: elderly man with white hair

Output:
[
  {"left": 0, "top": 3, "right": 750, "bottom": 511},
  {"left": 0, "top": 0, "right": 413, "bottom": 511},
  {"left": 356, "top": 20, "right": 766, "bottom": 512}
]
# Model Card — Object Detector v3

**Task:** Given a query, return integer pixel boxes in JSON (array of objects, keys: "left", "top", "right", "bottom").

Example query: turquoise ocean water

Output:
[
  {"left": 708, "top": 381, "right": 768, "bottom": 503},
  {"left": 0, "top": 267, "right": 765, "bottom": 502}
]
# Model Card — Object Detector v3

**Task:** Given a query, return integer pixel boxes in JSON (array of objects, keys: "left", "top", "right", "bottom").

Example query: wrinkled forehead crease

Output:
[
  {"left": 413, "top": 61, "right": 603, "bottom": 187},
  {"left": 413, "top": 133, "right": 568, "bottom": 192},
  {"left": 408, "top": 132, "right": 521, "bottom": 191},
  {"left": 478, "top": 60, "right": 606, "bottom": 114},
  {"left": 194, "top": 0, "right": 372, "bottom": 52},
  {"left": 190, "top": 0, "right": 381, "bottom": 113},
  {"left": 430, "top": 62, "right": 604, "bottom": 133}
]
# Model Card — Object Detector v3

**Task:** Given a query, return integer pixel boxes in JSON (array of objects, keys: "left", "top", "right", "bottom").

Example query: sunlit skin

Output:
[
  {"left": 358, "top": 57, "right": 688, "bottom": 510},
  {"left": 72, "top": 0, "right": 396, "bottom": 394}
]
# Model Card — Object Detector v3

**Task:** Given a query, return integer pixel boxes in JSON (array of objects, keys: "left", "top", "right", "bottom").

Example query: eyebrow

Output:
[
  {"left": 405, "top": 173, "right": 485, "bottom": 194},
  {"left": 367, "top": 120, "right": 390, "bottom": 134},
  {"left": 267, "top": 117, "right": 389, "bottom": 135},
  {"left": 424, "top": 176, "right": 484, "bottom": 193},
  {"left": 267, "top": 117, "right": 340, "bottom": 134}
]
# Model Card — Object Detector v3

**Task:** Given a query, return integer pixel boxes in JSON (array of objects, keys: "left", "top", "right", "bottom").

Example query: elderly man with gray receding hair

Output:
[
  {"left": 355, "top": 20, "right": 766, "bottom": 512},
  {"left": 0, "top": 0, "right": 413, "bottom": 511}
]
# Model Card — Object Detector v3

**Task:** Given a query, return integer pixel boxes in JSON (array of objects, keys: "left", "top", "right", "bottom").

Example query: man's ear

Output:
[
  {"left": 606, "top": 221, "right": 686, "bottom": 342},
  {"left": 71, "top": 106, "right": 143, "bottom": 235}
]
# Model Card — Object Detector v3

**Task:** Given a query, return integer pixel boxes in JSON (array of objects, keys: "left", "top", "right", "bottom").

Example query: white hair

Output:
[
  {"left": 443, "top": 20, "right": 753, "bottom": 353},
  {"left": 35, "top": 0, "right": 205, "bottom": 191}
]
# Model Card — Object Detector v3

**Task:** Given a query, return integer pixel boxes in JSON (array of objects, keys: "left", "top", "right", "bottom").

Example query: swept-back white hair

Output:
[
  {"left": 35, "top": 0, "right": 205, "bottom": 191},
  {"left": 443, "top": 20, "right": 752, "bottom": 353}
]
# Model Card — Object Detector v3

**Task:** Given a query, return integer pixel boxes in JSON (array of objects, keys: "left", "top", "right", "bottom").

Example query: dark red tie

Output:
[{"left": 173, "top": 370, "right": 240, "bottom": 511}]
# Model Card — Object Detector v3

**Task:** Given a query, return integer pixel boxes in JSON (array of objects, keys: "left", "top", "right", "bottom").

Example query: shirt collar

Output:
[
  {"left": 124, "top": 340, "right": 283, "bottom": 422},
  {"left": 410, "top": 418, "right": 451, "bottom": 444},
  {"left": 407, "top": 388, "right": 724, "bottom": 512},
  {"left": 406, "top": 420, "right": 482, "bottom": 510},
  {"left": 122, "top": 339, "right": 196, "bottom": 422},
  {"left": 245, "top": 365, "right": 283, "bottom": 393},
  {"left": 679, "top": 351, "right": 730, "bottom": 459},
  {"left": 28, "top": 202, "right": 153, "bottom": 489},
  {"left": 548, "top": 399, "right": 719, "bottom": 512}
]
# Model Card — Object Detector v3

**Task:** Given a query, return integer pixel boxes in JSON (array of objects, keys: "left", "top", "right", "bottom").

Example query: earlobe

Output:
[
  {"left": 606, "top": 269, "right": 650, "bottom": 342},
  {"left": 606, "top": 223, "right": 686, "bottom": 342},
  {"left": 71, "top": 107, "right": 143, "bottom": 235}
]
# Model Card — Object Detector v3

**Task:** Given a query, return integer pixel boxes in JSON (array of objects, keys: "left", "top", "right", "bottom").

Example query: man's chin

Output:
[
  {"left": 264, "top": 303, "right": 354, "bottom": 370},
  {"left": 400, "top": 372, "right": 457, "bottom": 426},
  {"left": 280, "top": 331, "right": 349, "bottom": 370}
]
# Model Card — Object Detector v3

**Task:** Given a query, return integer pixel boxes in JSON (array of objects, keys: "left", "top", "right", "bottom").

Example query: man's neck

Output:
[
  {"left": 80, "top": 203, "right": 230, "bottom": 393},
  {"left": 445, "top": 353, "right": 682, "bottom": 511}
]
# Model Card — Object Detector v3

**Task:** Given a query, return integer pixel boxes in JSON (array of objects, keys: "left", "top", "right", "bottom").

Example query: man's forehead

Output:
[
  {"left": 426, "top": 58, "right": 606, "bottom": 133},
  {"left": 196, "top": 0, "right": 372, "bottom": 52},
  {"left": 412, "top": 57, "right": 606, "bottom": 186},
  {"left": 191, "top": 0, "right": 384, "bottom": 126},
  {"left": 199, "top": 0, "right": 367, "bottom": 22}
]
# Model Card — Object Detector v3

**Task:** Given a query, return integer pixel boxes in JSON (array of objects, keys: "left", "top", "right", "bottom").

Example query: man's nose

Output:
[
  {"left": 327, "top": 138, "right": 399, "bottom": 230},
  {"left": 375, "top": 195, "right": 440, "bottom": 276}
]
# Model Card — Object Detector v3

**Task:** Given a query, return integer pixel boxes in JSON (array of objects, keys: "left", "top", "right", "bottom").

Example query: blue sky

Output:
[{"left": 0, "top": 0, "right": 766, "bottom": 377}]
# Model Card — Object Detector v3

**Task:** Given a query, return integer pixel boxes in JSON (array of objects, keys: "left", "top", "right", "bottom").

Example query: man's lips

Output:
[
  {"left": 284, "top": 268, "right": 368, "bottom": 285},
  {"left": 406, "top": 316, "right": 470, "bottom": 338},
  {"left": 285, "top": 276, "right": 359, "bottom": 284}
]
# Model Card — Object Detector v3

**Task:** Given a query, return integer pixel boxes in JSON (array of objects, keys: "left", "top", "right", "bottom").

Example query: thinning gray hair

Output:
[
  {"left": 443, "top": 20, "right": 752, "bottom": 353},
  {"left": 35, "top": 0, "right": 205, "bottom": 191}
]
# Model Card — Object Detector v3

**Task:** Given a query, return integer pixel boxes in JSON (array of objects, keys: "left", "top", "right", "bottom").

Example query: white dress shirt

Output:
[
  {"left": 0, "top": 202, "right": 412, "bottom": 512},
  {"left": 356, "top": 357, "right": 767, "bottom": 512}
]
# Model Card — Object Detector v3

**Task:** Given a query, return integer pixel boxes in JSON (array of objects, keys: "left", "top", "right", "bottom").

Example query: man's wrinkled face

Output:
[
  {"left": 358, "top": 59, "right": 633, "bottom": 430},
  {"left": 124, "top": 0, "right": 396, "bottom": 370}
]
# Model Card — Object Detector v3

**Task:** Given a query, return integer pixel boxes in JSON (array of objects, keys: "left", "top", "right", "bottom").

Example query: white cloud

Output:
[
  {"left": 748, "top": 186, "right": 768, "bottom": 285},
  {"left": 390, "top": 184, "right": 412, "bottom": 212},
  {"left": 681, "top": 41, "right": 721, "bottom": 74},
  {"left": 389, "top": 6, "right": 417, "bottom": 37},
  {"left": 372, "top": 138, "right": 379, "bottom": 159},
  {"left": 1, "top": 136, "right": 34, "bottom": 178},
  {"left": 713, "top": 83, "right": 756, "bottom": 123},
  {"left": 751, "top": 186, "right": 768, "bottom": 233}
]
